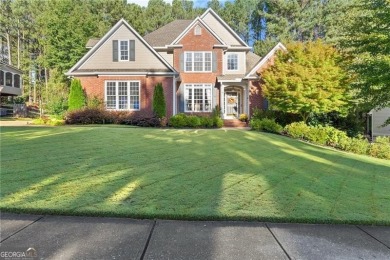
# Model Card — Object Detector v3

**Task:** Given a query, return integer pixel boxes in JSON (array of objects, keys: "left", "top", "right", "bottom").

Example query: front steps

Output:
[{"left": 223, "top": 119, "right": 248, "bottom": 128}]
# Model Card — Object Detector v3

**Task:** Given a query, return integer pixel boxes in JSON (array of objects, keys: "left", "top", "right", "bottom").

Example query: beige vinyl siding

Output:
[
  {"left": 201, "top": 13, "right": 243, "bottom": 46},
  {"left": 80, "top": 24, "right": 168, "bottom": 70},
  {"left": 157, "top": 51, "right": 174, "bottom": 67},
  {"left": 371, "top": 107, "right": 390, "bottom": 136},
  {"left": 223, "top": 51, "right": 246, "bottom": 75}
]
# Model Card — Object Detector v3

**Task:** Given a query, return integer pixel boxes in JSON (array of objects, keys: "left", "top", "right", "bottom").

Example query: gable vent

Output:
[{"left": 194, "top": 25, "right": 202, "bottom": 35}]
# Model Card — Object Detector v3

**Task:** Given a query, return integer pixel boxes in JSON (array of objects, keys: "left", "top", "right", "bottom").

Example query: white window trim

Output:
[
  {"left": 184, "top": 51, "right": 212, "bottom": 73},
  {"left": 105, "top": 80, "right": 141, "bottom": 111},
  {"left": 119, "top": 40, "right": 129, "bottom": 62},
  {"left": 184, "top": 83, "right": 213, "bottom": 112},
  {"left": 226, "top": 52, "right": 239, "bottom": 71}
]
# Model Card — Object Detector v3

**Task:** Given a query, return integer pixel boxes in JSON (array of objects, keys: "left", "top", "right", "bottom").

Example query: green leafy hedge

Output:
[
  {"left": 250, "top": 118, "right": 283, "bottom": 134},
  {"left": 284, "top": 122, "right": 390, "bottom": 159},
  {"left": 169, "top": 113, "right": 223, "bottom": 128}
]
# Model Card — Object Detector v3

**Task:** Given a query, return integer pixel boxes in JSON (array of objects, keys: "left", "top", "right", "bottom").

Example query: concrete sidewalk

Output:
[{"left": 0, "top": 213, "right": 389, "bottom": 260}]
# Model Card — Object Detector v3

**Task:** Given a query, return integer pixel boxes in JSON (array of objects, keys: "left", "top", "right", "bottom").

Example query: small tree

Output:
[
  {"left": 68, "top": 79, "right": 86, "bottom": 111},
  {"left": 152, "top": 82, "right": 166, "bottom": 118},
  {"left": 262, "top": 41, "right": 350, "bottom": 122}
]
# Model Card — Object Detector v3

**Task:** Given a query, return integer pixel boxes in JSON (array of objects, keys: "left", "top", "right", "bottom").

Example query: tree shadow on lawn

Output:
[{"left": 1, "top": 127, "right": 389, "bottom": 226}]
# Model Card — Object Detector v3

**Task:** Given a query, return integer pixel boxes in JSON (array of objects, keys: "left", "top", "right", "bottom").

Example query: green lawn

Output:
[{"left": 1, "top": 126, "right": 389, "bottom": 225}]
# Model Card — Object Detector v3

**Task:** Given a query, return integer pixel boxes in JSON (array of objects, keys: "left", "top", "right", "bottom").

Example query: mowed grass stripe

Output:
[{"left": 1, "top": 126, "right": 389, "bottom": 224}]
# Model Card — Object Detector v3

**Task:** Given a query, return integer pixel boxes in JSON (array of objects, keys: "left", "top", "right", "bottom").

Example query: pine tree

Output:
[
  {"left": 152, "top": 83, "right": 166, "bottom": 119},
  {"left": 68, "top": 79, "right": 86, "bottom": 111}
]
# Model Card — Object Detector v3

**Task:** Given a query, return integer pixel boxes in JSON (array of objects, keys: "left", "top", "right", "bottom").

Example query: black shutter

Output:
[
  {"left": 130, "top": 40, "right": 135, "bottom": 61},
  {"left": 113, "top": 40, "right": 118, "bottom": 62},
  {"left": 212, "top": 51, "right": 217, "bottom": 72}
]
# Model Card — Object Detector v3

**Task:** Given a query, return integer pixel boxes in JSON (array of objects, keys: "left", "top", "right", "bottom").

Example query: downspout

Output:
[{"left": 172, "top": 75, "right": 177, "bottom": 116}]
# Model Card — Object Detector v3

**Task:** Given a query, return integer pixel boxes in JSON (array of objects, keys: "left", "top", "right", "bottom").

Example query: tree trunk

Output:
[
  {"left": 6, "top": 32, "right": 11, "bottom": 65},
  {"left": 17, "top": 27, "right": 20, "bottom": 69}
]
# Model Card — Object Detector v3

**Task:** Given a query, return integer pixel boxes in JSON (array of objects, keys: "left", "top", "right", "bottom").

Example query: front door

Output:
[{"left": 225, "top": 91, "right": 240, "bottom": 118}]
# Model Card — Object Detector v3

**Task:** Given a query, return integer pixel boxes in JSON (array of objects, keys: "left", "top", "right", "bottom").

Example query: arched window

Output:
[
  {"left": 0, "top": 70, "right": 4, "bottom": 85},
  {"left": 14, "top": 74, "right": 21, "bottom": 88},
  {"left": 5, "top": 72, "right": 12, "bottom": 87}
]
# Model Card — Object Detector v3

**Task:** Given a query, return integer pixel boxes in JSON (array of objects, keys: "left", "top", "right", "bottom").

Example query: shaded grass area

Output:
[{"left": 1, "top": 126, "right": 389, "bottom": 225}]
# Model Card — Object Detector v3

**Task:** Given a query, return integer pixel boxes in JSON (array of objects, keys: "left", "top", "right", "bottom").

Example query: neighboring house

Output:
[
  {"left": 368, "top": 107, "right": 390, "bottom": 137},
  {"left": 66, "top": 8, "right": 285, "bottom": 120},
  {"left": 0, "top": 62, "right": 22, "bottom": 97}
]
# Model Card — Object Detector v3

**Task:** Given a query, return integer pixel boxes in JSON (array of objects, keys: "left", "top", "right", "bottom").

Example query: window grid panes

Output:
[
  {"left": 185, "top": 53, "right": 192, "bottom": 71},
  {"left": 106, "top": 82, "right": 116, "bottom": 109},
  {"left": 106, "top": 81, "right": 140, "bottom": 110},
  {"left": 185, "top": 84, "right": 212, "bottom": 112},
  {"left": 118, "top": 82, "right": 128, "bottom": 109},
  {"left": 227, "top": 53, "right": 238, "bottom": 70},
  {"left": 185, "top": 52, "right": 212, "bottom": 72},
  {"left": 120, "top": 40, "right": 129, "bottom": 61},
  {"left": 129, "top": 82, "right": 140, "bottom": 110}
]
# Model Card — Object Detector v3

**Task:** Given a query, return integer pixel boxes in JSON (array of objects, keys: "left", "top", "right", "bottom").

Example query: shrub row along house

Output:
[{"left": 66, "top": 8, "right": 285, "bottom": 124}]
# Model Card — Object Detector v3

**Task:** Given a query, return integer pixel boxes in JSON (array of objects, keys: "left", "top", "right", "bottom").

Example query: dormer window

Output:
[
  {"left": 113, "top": 40, "right": 135, "bottom": 62},
  {"left": 120, "top": 40, "right": 129, "bottom": 61},
  {"left": 194, "top": 25, "right": 202, "bottom": 35},
  {"left": 227, "top": 53, "right": 238, "bottom": 71}
]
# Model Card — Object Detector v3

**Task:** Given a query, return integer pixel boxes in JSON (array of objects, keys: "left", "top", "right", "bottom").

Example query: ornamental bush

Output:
[
  {"left": 169, "top": 113, "right": 222, "bottom": 128},
  {"left": 284, "top": 122, "right": 389, "bottom": 159},
  {"left": 68, "top": 79, "right": 86, "bottom": 111},
  {"left": 152, "top": 83, "right": 166, "bottom": 118},
  {"left": 250, "top": 118, "right": 283, "bottom": 134}
]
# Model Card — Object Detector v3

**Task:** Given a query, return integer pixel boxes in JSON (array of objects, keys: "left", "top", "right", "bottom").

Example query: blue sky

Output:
[{"left": 127, "top": 0, "right": 232, "bottom": 8}]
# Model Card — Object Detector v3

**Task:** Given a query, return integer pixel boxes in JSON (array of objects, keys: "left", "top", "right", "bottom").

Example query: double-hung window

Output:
[
  {"left": 227, "top": 53, "right": 238, "bottom": 71},
  {"left": 185, "top": 84, "right": 212, "bottom": 112},
  {"left": 119, "top": 40, "right": 129, "bottom": 61},
  {"left": 105, "top": 81, "right": 140, "bottom": 110},
  {"left": 185, "top": 52, "right": 212, "bottom": 72}
]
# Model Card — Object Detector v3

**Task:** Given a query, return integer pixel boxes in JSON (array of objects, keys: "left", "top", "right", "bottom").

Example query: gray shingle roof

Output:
[
  {"left": 86, "top": 38, "right": 100, "bottom": 48},
  {"left": 246, "top": 52, "right": 262, "bottom": 76},
  {"left": 143, "top": 20, "right": 193, "bottom": 47}
]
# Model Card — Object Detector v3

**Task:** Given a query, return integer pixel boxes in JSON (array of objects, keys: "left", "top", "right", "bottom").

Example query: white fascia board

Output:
[
  {"left": 200, "top": 8, "right": 249, "bottom": 48},
  {"left": 171, "top": 17, "right": 226, "bottom": 46},
  {"left": 66, "top": 71, "right": 178, "bottom": 76},
  {"left": 67, "top": 19, "right": 177, "bottom": 75},
  {"left": 244, "top": 42, "right": 287, "bottom": 78},
  {"left": 227, "top": 46, "right": 252, "bottom": 51}
]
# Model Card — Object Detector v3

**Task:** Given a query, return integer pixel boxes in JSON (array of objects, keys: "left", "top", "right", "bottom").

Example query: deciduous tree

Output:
[{"left": 261, "top": 41, "right": 349, "bottom": 122}]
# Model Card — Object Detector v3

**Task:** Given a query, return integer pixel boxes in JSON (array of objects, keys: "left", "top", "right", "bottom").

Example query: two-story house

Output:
[{"left": 66, "top": 8, "right": 285, "bottom": 122}]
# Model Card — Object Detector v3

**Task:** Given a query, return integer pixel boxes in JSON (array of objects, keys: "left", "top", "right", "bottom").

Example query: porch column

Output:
[
  {"left": 220, "top": 83, "right": 225, "bottom": 119},
  {"left": 244, "top": 84, "right": 249, "bottom": 115}
]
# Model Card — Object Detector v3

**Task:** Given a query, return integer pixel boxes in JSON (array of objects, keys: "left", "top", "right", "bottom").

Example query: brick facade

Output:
[
  {"left": 173, "top": 23, "right": 224, "bottom": 114},
  {"left": 77, "top": 75, "right": 174, "bottom": 118}
]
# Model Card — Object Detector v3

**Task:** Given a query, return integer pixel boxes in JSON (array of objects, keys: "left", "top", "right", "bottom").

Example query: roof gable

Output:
[
  {"left": 245, "top": 42, "right": 287, "bottom": 79},
  {"left": 171, "top": 17, "right": 226, "bottom": 46},
  {"left": 66, "top": 19, "right": 176, "bottom": 76},
  {"left": 200, "top": 8, "right": 249, "bottom": 48}
]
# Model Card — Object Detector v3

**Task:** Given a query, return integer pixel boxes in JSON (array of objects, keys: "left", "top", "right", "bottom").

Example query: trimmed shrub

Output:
[
  {"left": 368, "top": 137, "right": 390, "bottom": 159},
  {"left": 169, "top": 113, "right": 187, "bottom": 128},
  {"left": 186, "top": 115, "right": 201, "bottom": 128},
  {"left": 214, "top": 117, "right": 224, "bottom": 128},
  {"left": 169, "top": 113, "right": 223, "bottom": 128},
  {"left": 68, "top": 79, "right": 86, "bottom": 111},
  {"left": 152, "top": 83, "right": 166, "bottom": 118},
  {"left": 239, "top": 113, "right": 248, "bottom": 122},
  {"left": 65, "top": 108, "right": 112, "bottom": 124},
  {"left": 250, "top": 118, "right": 283, "bottom": 134},
  {"left": 284, "top": 122, "right": 310, "bottom": 139},
  {"left": 201, "top": 116, "right": 214, "bottom": 128}
]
